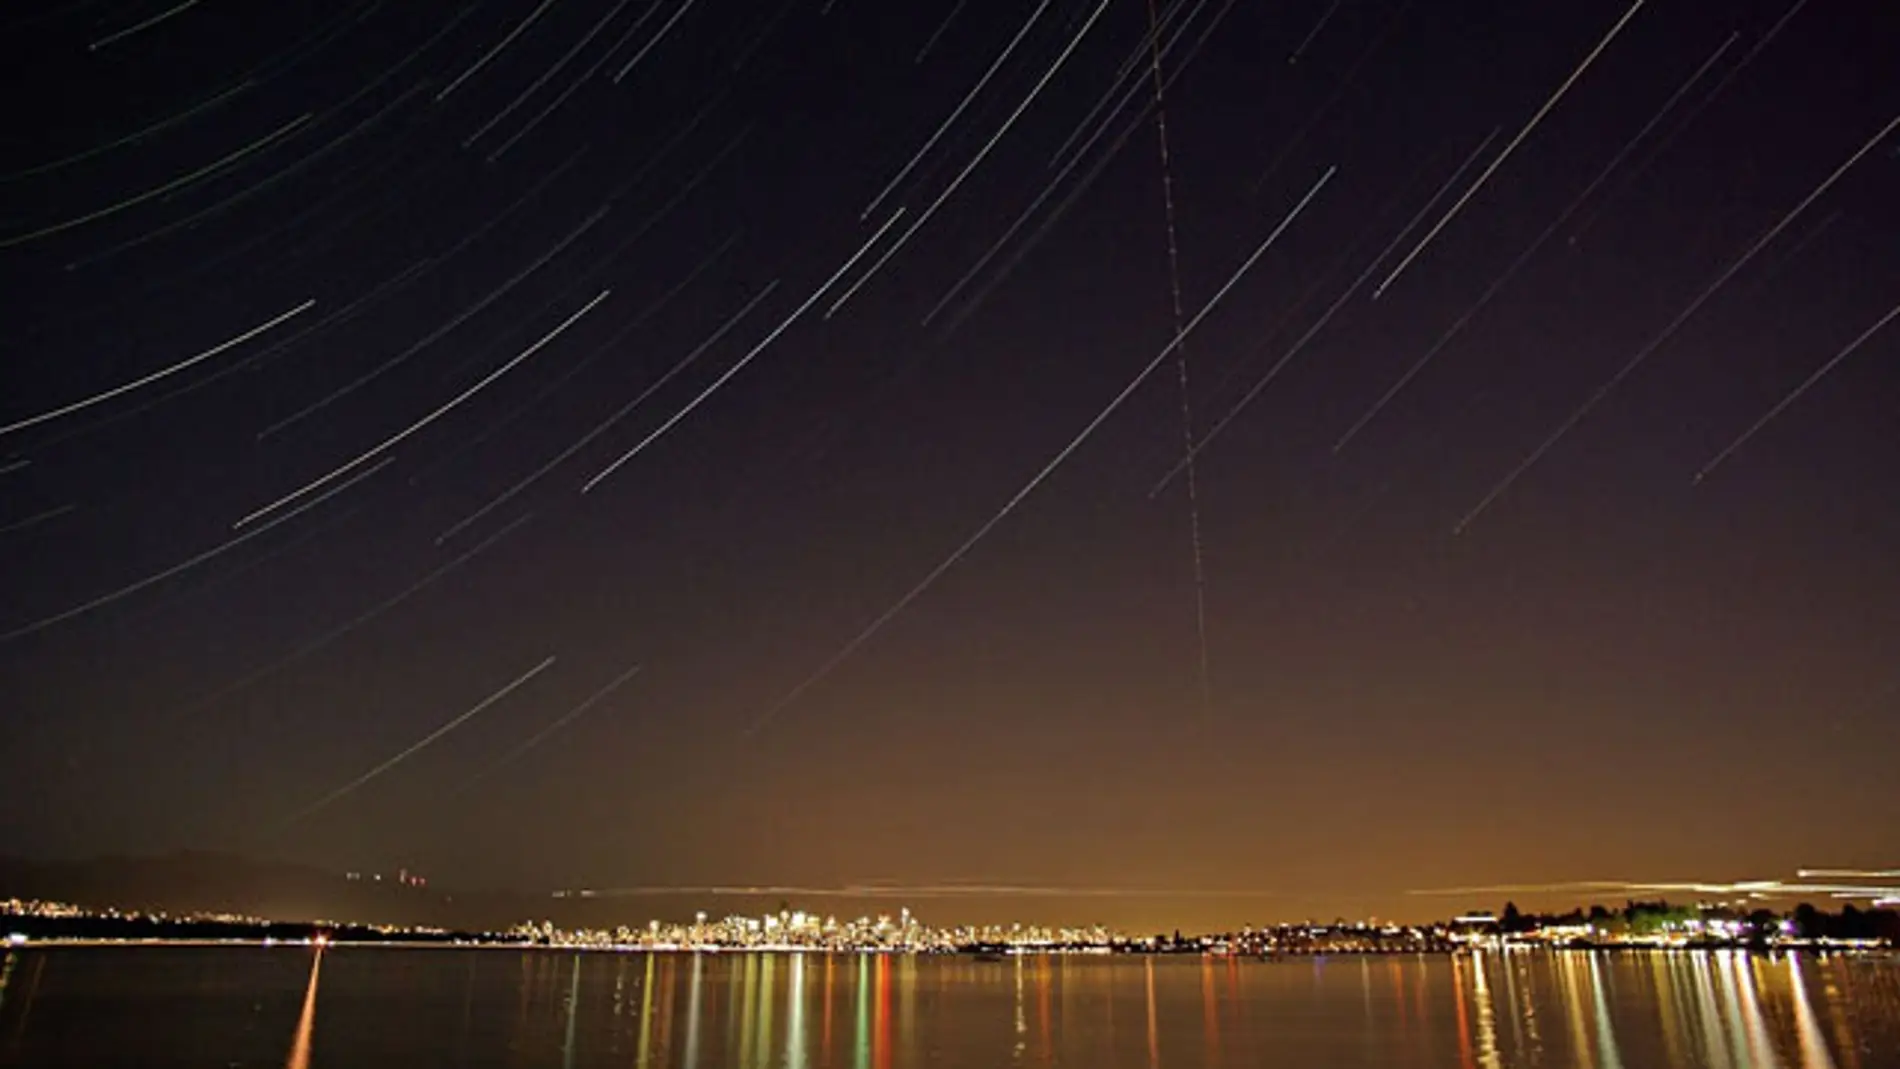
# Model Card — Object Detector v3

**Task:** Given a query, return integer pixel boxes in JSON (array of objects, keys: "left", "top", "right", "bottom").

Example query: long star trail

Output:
[
  {"left": 279, "top": 654, "right": 559, "bottom": 829},
  {"left": 925, "top": 0, "right": 1239, "bottom": 330},
  {"left": 0, "top": 80, "right": 253, "bottom": 183},
  {"left": 611, "top": 0, "right": 704, "bottom": 83},
  {"left": 1455, "top": 111, "right": 1900, "bottom": 533},
  {"left": 914, "top": 0, "right": 970, "bottom": 63},
  {"left": 1335, "top": 31, "right": 1739, "bottom": 453},
  {"left": 454, "top": 661, "right": 645, "bottom": 793},
  {"left": 0, "top": 504, "right": 77, "bottom": 538},
  {"left": 256, "top": 208, "right": 609, "bottom": 440},
  {"left": 750, "top": 167, "right": 1333, "bottom": 735},
  {"left": 1287, "top": 0, "right": 1342, "bottom": 64},
  {"left": 1045, "top": 0, "right": 1194, "bottom": 173},
  {"left": 1188, "top": 136, "right": 1470, "bottom": 410},
  {"left": 179, "top": 512, "right": 537, "bottom": 717},
  {"left": 68, "top": 81, "right": 433, "bottom": 270},
  {"left": 436, "top": 0, "right": 559, "bottom": 102},
  {"left": 411, "top": 230, "right": 742, "bottom": 488},
  {"left": 1249, "top": 0, "right": 1413, "bottom": 195},
  {"left": 1568, "top": 0, "right": 1812, "bottom": 249},
  {"left": 485, "top": 4, "right": 670, "bottom": 156},
  {"left": 440, "top": 280, "right": 778, "bottom": 543},
  {"left": 582, "top": 209, "right": 910, "bottom": 492},
  {"left": 0, "top": 113, "right": 312, "bottom": 249},
  {"left": 464, "top": 0, "right": 638, "bottom": 148},
  {"left": 823, "top": 0, "right": 1115, "bottom": 320},
  {"left": 1695, "top": 298, "right": 1900, "bottom": 483},
  {"left": 0, "top": 300, "right": 314, "bottom": 438},
  {"left": 87, "top": 0, "right": 199, "bottom": 51},
  {"left": 1370, "top": 0, "right": 1648, "bottom": 299},
  {"left": 859, "top": 0, "right": 1056, "bottom": 222},
  {"left": 0, "top": 452, "right": 391, "bottom": 645},
  {"left": 237, "top": 288, "right": 613, "bottom": 530},
  {"left": 1151, "top": 179, "right": 1424, "bottom": 494}
]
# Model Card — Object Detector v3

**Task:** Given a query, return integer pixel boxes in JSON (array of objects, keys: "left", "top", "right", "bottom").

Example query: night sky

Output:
[{"left": 2, "top": 0, "right": 1897, "bottom": 930}]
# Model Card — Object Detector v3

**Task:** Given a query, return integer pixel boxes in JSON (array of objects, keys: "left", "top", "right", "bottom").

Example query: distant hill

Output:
[{"left": 0, "top": 851, "right": 537, "bottom": 932}]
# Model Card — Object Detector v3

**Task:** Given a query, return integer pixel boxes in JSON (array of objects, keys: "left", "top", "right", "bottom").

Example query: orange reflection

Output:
[
  {"left": 1200, "top": 955, "right": 1219, "bottom": 1066},
  {"left": 1473, "top": 953, "right": 1502, "bottom": 1069},
  {"left": 1452, "top": 956, "right": 1475, "bottom": 1069},
  {"left": 875, "top": 955, "right": 891, "bottom": 1069},
  {"left": 1391, "top": 960, "right": 1406, "bottom": 1035},
  {"left": 823, "top": 954, "right": 834, "bottom": 1068},
  {"left": 284, "top": 948, "right": 322, "bottom": 1069},
  {"left": 658, "top": 955, "right": 676, "bottom": 1059},
  {"left": 1037, "top": 956, "right": 1052, "bottom": 1066},
  {"left": 1012, "top": 955, "right": 1025, "bottom": 1065},
  {"left": 1143, "top": 957, "right": 1159, "bottom": 1069}
]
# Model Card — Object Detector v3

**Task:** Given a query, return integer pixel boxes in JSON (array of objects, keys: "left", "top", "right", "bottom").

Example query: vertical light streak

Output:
[
  {"left": 787, "top": 954, "right": 807, "bottom": 1069},
  {"left": 1143, "top": 957, "right": 1159, "bottom": 1069}
]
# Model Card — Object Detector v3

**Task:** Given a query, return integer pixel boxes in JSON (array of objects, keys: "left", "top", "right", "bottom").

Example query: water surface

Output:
[{"left": 0, "top": 947, "right": 1895, "bottom": 1067}]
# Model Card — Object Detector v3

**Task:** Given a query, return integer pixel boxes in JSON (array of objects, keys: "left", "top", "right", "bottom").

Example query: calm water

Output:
[{"left": 0, "top": 947, "right": 1896, "bottom": 1068}]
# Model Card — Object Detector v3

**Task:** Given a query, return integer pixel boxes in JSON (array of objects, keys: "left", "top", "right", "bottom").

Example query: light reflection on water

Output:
[{"left": 0, "top": 948, "right": 1894, "bottom": 1067}]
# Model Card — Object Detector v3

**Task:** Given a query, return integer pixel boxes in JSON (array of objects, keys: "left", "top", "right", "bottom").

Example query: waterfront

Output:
[{"left": 0, "top": 947, "right": 1896, "bottom": 1067}]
